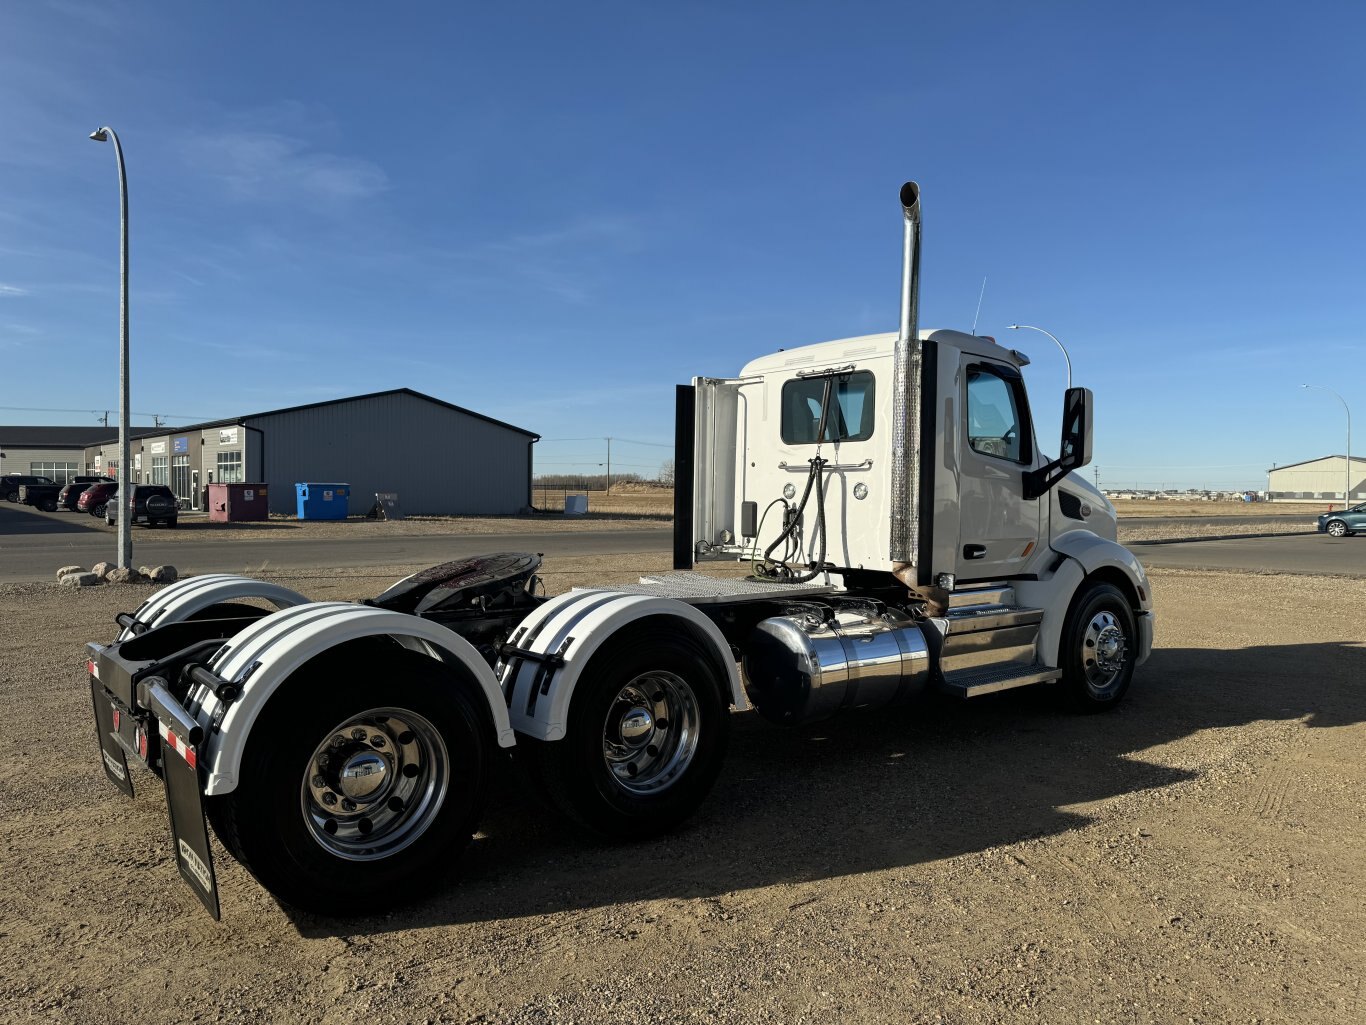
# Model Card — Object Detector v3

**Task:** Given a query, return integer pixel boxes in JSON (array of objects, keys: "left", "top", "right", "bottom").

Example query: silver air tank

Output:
[{"left": 742, "top": 606, "right": 930, "bottom": 725}]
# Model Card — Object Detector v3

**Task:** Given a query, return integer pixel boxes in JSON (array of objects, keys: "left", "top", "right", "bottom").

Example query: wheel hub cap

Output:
[
  {"left": 602, "top": 672, "right": 701, "bottom": 796},
  {"left": 1082, "top": 611, "right": 1129, "bottom": 692},
  {"left": 337, "top": 750, "right": 389, "bottom": 801},
  {"left": 301, "top": 709, "right": 449, "bottom": 862},
  {"left": 618, "top": 707, "right": 655, "bottom": 743}
]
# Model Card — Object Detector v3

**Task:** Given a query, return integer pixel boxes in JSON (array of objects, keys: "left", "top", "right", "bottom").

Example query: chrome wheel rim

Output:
[
  {"left": 301, "top": 707, "right": 448, "bottom": 861},
  {"left": 1328, "top": 521, "right": 1347, "bottom": 537},
  {"left": 601, "top": 671, "right": 700, "bottom": 795},
  {"left": 1081, "top": 610, "right": 1128, "bottom": 693}
]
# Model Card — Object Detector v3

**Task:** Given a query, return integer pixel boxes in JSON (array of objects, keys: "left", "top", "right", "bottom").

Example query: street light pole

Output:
[
  {"left": 89, "top": 126, "right": 132, "bottom": 571},
  {"left": 1007, "top": 324, "right": 1072, "bottom": 390},
  {"left": 1301, "top": 384, "right": 1353, "bottom": 505}
]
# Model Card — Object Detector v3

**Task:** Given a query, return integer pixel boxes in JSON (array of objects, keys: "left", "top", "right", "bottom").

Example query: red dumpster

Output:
[{"left": 208, "top": 483, "right": 270, "bottom": 523}]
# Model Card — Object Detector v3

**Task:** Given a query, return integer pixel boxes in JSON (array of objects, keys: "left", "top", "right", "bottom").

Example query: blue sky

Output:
[{"left": 2, "top": 1, "right": 1362, "bottom": 489}]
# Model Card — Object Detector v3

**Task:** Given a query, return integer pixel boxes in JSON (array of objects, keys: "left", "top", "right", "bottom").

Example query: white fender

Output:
[
  {"left": 1015, "top": 532, "right": 1154, "bottom": 668},
  {"left": 117, "top": 573, "right": 310, "bottom": 641},
  {"left": 501, "top": 589, "right": 746, "bottom": 742},
  {"left": 189, "top": 601, "right": 514, "bottom": 796}
]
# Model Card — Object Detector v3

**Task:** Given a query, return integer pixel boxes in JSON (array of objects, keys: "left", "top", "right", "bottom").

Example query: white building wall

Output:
[{"left": 1268, "top": 456, "right": 1366, "bottom": 501}]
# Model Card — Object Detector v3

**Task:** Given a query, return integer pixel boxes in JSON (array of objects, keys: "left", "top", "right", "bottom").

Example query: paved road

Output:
[
  {"left": 4, "top": 501, "right": 1361, "bottom": 582},
  {"left": 0, "top": 503, "right": 672, "bottom": 583},
  {"left": 1133, "top": 533, "right": 1366, "bottom": 577}
]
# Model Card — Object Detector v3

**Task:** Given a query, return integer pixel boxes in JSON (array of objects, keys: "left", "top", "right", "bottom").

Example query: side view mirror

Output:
[{"left": 1023, "top": 386, "right": 1094, "bottom": 500}]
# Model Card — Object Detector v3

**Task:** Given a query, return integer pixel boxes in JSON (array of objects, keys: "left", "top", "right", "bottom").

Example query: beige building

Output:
[{"left": 1267, "top": 455, "right": 1365, "bottom": 502}]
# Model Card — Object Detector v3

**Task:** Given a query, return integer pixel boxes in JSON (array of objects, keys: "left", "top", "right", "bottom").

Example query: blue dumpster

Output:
[{"left": 295, "top": 482, "right": 350, "bottom": 520}]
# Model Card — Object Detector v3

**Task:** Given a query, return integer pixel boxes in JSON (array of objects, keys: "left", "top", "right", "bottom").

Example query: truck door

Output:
[{"left": 955, "top": 358, "right": 1041, "bottom": 583}]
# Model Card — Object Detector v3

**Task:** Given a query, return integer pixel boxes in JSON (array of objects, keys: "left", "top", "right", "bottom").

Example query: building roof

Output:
[
  {"left": 1267, "top": 455, "right": 1366, "bottom": 473},
  {"left": 84, "top": 388, "right": 539, "bottom": 447},
  {"left": 0, "top": 425, "right": 113, "bottom": 448}
]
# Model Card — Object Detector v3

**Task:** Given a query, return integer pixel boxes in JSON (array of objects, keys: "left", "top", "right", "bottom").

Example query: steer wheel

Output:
[{"left": 1059, "top": 582, "right": 1137, "bottom": 712}]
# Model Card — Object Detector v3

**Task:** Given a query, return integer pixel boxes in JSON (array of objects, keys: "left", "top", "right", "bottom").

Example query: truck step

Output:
[
  {"left": 942, "top": 603, "right": 1041, "bottom": 633},
  {"left": 939, "top": 662, "right": 1060, "bottom": 698},
  {"left": 947, "top": 585, "right": 1017, "bottom": 609}
]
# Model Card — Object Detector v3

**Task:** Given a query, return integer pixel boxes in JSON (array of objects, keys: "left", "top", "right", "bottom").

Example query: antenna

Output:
[{"left": 971, "top": 277, "right": 987, "bottom": 335}]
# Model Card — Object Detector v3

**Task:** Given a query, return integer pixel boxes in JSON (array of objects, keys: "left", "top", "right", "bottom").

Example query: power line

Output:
[{"left": 0, "top": 404, "right": 209, "bottom": 421}]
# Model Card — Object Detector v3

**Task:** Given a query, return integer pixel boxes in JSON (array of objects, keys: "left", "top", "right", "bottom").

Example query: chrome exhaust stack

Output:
[{"left": 889, "top": 181, "right": 922, "bottom": 567}]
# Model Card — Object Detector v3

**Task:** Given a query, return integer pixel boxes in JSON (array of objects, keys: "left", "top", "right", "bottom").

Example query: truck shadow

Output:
[{"left": 289, "top": 638, "right": 1366, "bottom": 937}]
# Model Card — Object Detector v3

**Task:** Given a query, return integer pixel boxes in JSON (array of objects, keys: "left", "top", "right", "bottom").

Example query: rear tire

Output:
[
  {"left": 41, "top": 498, "right": 58, "bottom": 512},
  {"left": 1059, "top": 582, "right": 1137, "bottom": 712},
  {"left": 206, "top": 649, "right": 492, "bottom": 915},
  {"left": 92, "top": 502, "right": 107, "bottom": 518},
  {"left": 520, "top": 627, "right": 730, "bottom": 840}
]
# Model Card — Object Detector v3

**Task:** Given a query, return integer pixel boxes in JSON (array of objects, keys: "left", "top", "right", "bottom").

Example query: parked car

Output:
[
  {"left": 107, "top": 484, "right": 178, "bottom": 528},
  {"left": 1318, "top": 504, "right": 1366, "bottom": 537},
  {"left": 77, "top": 482, "right": 118, "bottom": 518},
  {"left": 1, "top": 474, "right": 55, "bottom": 503},
  {"left": 59, "top": 477, "right": 115, "bottom": 511}
]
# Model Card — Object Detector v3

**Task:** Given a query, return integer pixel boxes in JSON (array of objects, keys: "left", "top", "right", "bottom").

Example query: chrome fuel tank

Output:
[{"left": 742, "top": 607, "right": 929, "bottom": 725}]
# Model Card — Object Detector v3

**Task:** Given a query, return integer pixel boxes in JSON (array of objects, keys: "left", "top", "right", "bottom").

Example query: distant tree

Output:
[{"left": 658, "top": 459, "right": 675, "bottom": 486}]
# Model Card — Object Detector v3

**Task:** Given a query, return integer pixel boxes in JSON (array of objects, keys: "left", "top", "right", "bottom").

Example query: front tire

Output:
[
  {"left": 1326, "top": 519, "right": 1350, "bottom": 538},
  {"left": 207, "top": 649, "right": 492, "bottom": 915},
  {"left": 521, "top": 627, "right": 730, "bottom": 840},
  {"left": 1059, "top": 582, "right": 1137, "bottom": 712}
]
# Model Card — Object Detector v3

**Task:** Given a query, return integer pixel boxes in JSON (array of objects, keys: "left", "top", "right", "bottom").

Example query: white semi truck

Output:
[{"left": 86, "top": 182, "right": 1152, "bottom": 918}]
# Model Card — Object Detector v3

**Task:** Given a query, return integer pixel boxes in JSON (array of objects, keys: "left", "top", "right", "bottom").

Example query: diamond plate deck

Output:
[{"left": 580, "top": 572, "right": 839, "bottom": 605}]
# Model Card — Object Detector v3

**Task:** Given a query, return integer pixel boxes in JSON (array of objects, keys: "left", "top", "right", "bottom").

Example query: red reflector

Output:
[
  {"left": 185, "top": 747, "right": 197, "bottom": 769},
  {"left": 112, "top": 709, "right": 121, "bottom": 730},
  {"left": 87, "top": 661, "right": 96, "bottom": 675}
]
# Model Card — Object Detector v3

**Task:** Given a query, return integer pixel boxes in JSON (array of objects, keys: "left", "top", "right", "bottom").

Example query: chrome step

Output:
[
  {"left": 940, "top": 662, "right": 1060, "bottom": 698},
  {"left": 943, "top": 603, "right": 1042, "bottom": 633},
  {"left": 947, "top": 585, "right": 1016, "bottom": 609}
]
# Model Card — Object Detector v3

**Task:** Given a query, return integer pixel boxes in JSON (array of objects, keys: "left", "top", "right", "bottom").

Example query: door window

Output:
[
  {"left": 966, "top": 365, "right": 1031, "bottom": 463},
  {"left": 171, "top": 455, "right": 191, "bottom": 502}
]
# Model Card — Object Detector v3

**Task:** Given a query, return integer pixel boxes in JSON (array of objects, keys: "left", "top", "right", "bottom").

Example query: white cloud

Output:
[
  {"left": 0, "top": 284, "right": 29, "bottom": 296},
  {"left": 181, "top": 130, "right": 388, "bottom": 206}
]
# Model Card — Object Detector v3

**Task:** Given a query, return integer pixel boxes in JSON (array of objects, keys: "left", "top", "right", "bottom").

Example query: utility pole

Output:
[
  {"left": 97, "top": 411, "right": 109, "bottom": 428},
  {"left": 153, "top": 414, "right": 165, "bottom": 428},
  {"left": 605, "top": 437, "right": 612, "bottom": 494},
  {"left": 1094, "top": 465, "right": 1100, "bottom": 491}
]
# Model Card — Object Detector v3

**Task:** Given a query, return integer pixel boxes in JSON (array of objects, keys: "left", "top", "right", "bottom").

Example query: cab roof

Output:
[{"left": 738, "top": 329, "right": 1025, "bottom": 377}]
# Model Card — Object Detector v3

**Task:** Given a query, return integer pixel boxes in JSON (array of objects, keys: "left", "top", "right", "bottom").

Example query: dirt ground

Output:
[{"left": 2, "top": 558, "right": 1364, "bottom": 1024}]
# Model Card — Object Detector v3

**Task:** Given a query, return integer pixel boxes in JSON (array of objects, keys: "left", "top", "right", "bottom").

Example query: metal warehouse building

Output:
[
  {"left": 1267, "top": 455, "right": 1366, "bottom": 502},
  {"left": 11, "top": 389, "right": 538, "bottom": 516}
]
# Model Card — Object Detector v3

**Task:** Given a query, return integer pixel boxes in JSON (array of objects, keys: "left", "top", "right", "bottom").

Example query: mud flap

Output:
[
  {"left": 147, "top": 683, "right": 221, "bottom": 920},
  {"left": 90, "top": 676, "right": 134, "bottom": 798}
]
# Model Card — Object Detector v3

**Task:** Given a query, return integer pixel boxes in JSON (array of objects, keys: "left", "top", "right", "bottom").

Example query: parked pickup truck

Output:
[
  {"left": 3, "top": 473, "right": 55, "bottom": 504},
  {"left": 20, "top": 475, "right": 111, "bottom": 513}
]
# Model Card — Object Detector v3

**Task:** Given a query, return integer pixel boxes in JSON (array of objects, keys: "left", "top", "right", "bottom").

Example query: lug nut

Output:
[
  {"left": 341, "top": 798, "right": 357, "bottom": 812},
  {"left": 351, "top": 727, "right": 367, "bottom": 740},
  {"left": 322, "top": 792, "right": 337, "bottom": 807},
  {"left": 331, "top": 736, "right": 346, "bottom": 748},
  {"left": 370, "top": 735, "right": 386, "bottom": 748},
  {"left": 311, "top": 775, "right": 326, "bottom": 789}
]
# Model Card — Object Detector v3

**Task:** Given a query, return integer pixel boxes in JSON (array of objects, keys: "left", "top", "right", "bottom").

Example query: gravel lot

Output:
[{"left": 2, "top": 558, "right": 1363, "bottom": 1024}]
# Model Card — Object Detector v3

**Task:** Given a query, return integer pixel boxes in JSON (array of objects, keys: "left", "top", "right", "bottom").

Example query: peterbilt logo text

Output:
[
  {"left": 178, "top": 839, "right": 212, "bottom": 894},
  {"left": 102, "top": 750, "right": 126, "bottom": 781}
]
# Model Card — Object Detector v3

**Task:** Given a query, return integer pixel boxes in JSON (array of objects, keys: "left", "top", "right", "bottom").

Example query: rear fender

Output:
[
  {"left": 117, "top": 574, "right": 310, "bottom": 641},
  {"left": 501, "top": 589, "right": 746, "bottom": 742},
  {"left": 190, "top": 602, "right": 514, "bottom": 796}
]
